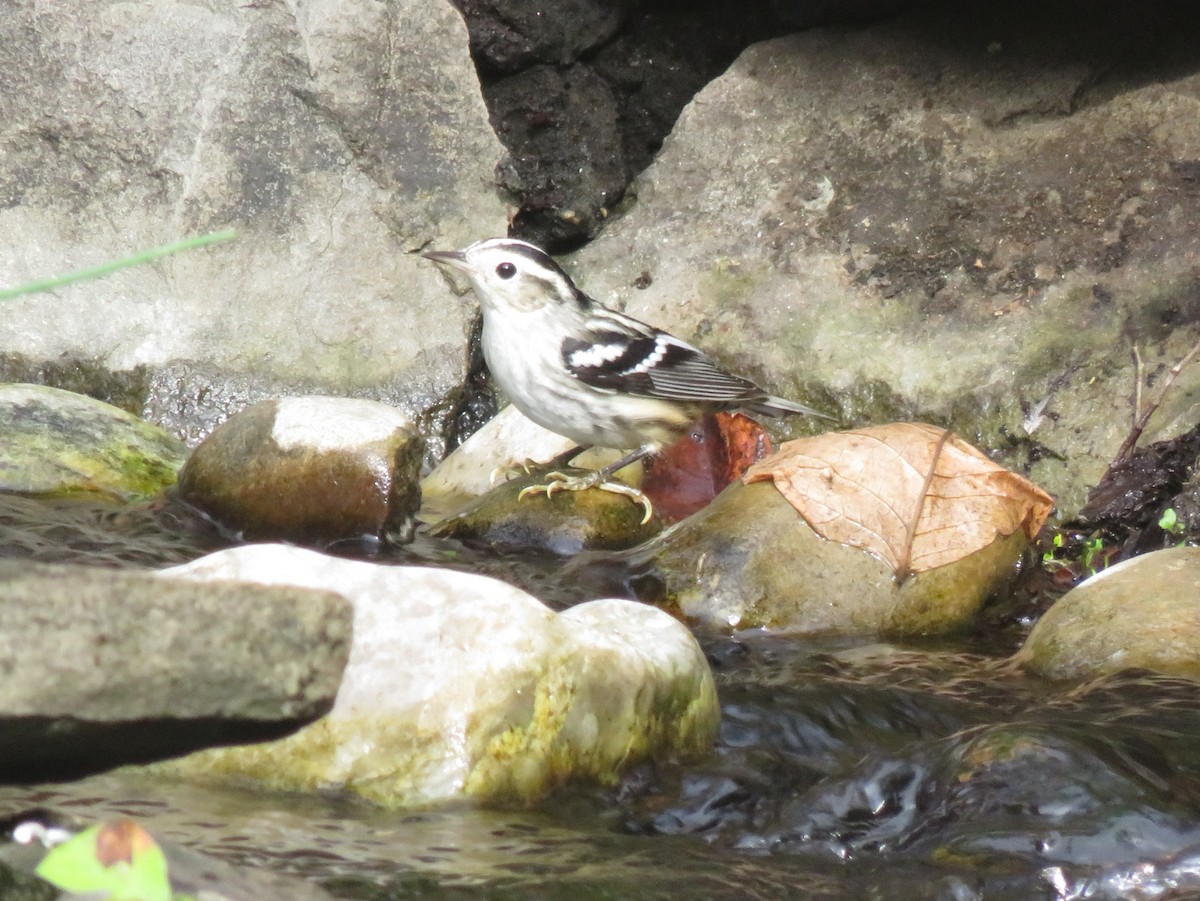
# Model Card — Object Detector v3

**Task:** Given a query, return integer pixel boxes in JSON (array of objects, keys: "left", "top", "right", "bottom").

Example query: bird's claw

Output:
[
  {"left": 517, "top": 470, "right": 654, "bottom": 525},
  {"left": 489, "top": 458, "right": 540, "bottom": 487}
]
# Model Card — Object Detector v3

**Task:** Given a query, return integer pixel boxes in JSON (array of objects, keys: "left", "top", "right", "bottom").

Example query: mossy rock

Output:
[{"left": 0, "top": 383, "right": 186, "bottom": 501}]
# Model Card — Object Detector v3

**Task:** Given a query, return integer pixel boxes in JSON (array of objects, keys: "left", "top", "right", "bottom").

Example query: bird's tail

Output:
[{"left": 747, "top": 395, "right": 838, "bottom": 421}]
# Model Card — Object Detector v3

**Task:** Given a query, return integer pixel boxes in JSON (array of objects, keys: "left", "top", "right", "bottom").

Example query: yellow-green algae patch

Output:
[
  {"left": 0, "top": 383, "right": 186, "bottom": 500},
  {"left": 161, "top": 634, "right": 718, "bottom": 808},
  {"left": 467, "top": 602, "right": 720, "bottom": 800}
]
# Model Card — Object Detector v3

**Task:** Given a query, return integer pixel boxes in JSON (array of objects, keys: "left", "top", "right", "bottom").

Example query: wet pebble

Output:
[{"left": 178, "top": 396, "right": 424, "bottom": 546}]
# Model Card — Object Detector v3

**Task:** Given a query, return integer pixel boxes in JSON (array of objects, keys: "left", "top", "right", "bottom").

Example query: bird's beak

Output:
[{"left": 421, "top": 249, "right": 471, "bottom": 274}]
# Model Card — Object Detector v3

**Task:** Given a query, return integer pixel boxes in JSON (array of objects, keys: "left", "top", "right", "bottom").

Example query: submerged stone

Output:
[
  {"left": 178, "top": 396, "right": 424, "bottom": 545},
  {"left": 156, "top": 544, "right": 719, "bottom": 807},
  {"left": 0, "top": 383, "right": 187, "bottom": 501},
  {"left": 1015, "top": 546, "right": 1200, "bottom": 681}
]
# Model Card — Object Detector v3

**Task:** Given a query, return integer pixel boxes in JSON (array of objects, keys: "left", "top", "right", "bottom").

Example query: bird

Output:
[{"left": 422, "top": 237, "right": 830, "bottom": 522}]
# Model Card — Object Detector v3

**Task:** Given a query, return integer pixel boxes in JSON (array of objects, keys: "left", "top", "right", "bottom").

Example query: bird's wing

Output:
[{"left": 561, "top": 307, "right": 766, "bottom": 403}]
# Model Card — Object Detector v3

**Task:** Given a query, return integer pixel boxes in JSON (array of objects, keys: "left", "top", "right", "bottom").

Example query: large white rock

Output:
[{"left": 157, "top": 545, "right": 718, "bottom": 806}]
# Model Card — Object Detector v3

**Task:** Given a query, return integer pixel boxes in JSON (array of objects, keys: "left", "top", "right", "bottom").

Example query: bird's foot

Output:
[
  {"left": 490, "top": 445, "right": 588, "bottom": 487},
  {"left": 489, "top": 458, "right": 541, "bottom": 487},
  {"left": 517, "top": 470, "right": 654, "bottom": 525}
]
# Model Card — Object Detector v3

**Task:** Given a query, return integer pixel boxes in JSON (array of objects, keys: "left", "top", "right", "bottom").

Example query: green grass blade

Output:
[{"left": 0, "top": 228, "right": 236, "bottom": 300}]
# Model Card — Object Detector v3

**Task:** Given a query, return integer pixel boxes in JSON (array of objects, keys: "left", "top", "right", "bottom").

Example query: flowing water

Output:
[{"left": 3, "top": 494, "right": 1200, "bottom": 900}]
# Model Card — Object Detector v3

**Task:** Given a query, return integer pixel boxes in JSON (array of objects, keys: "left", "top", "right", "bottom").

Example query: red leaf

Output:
[{"left": 644, "top": 412, "right": 773, "bottom": 522}]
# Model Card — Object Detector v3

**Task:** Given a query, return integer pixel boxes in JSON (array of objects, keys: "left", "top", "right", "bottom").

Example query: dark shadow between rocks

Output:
[{"left": 0, "top": 714, "right": 328, "bottom": 785}]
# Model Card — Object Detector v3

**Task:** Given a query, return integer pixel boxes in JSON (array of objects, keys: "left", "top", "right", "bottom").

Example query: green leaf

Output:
[
  {"left": 36, "top": 819, "right": 172, "bottom": 901},
  {"left": 1159, "top": 507, "right": 1183, "bottom": 534}
]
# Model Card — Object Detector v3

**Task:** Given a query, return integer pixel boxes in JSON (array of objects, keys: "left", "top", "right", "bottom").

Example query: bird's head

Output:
[{"left": 422, "top": 238, "right": 585, "bottom": 314}]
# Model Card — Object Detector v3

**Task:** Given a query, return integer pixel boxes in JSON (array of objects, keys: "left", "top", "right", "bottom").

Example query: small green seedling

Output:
[
  {"left": 1159, "top": 507, "right": 1186, "bottom": 536},
  {"left": 1043, "top": 530, "right": 1112, "bottom": 577},
  {"left": 1080, "top": 535, "right": 1108, "bottom": 576},
  {"left": 1041, "top": 532, "right": 1066, "bottom": 570}
]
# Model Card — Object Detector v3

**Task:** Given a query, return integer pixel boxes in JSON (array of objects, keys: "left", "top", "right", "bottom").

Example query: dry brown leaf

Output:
[
  {"left": 94, "top": 818, "right": 155, "bottom": 866},
  {"left": 743, "top": 423, "right": 1054, "bottom": 579}
]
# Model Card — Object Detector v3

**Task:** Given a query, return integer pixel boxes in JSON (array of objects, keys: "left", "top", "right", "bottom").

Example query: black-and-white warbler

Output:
[{"left": 423, "top": 237, "right": 830, "bottom": 520}]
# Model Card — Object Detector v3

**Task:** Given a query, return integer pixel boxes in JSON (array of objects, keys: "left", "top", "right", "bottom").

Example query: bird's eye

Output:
[{"left": 496, "top": 262, "right": 517, "bottom": 279}]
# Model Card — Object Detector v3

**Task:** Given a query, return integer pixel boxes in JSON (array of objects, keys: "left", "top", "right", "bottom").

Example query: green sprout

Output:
[
  {"left": 1042, "top": 531, "right": 1111, "bottom": 577},
  {"left": 1041, "top": 532, "right": 1067, "bottom": 570},
  {"left": 1159, "top": 507, "right": 1186, "bottom": 536},
  {"left": 1080, "top": 535, "right": 1108, "bottom": 575}
]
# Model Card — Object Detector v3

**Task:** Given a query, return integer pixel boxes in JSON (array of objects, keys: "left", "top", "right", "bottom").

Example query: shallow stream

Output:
[{"left": 3, "top": 495, "right": 1200, "bottom": 900}]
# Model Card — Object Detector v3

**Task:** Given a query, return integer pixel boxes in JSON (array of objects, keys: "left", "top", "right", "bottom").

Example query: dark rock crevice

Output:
[
  {"left": 450, "top": 0, "right": 1200, "bottom": 254},
  {"left": 453, "top": 0, "right": 913, "bottom": 251}
]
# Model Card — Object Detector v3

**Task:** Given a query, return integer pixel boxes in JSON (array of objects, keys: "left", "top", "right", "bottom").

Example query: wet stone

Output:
[
  {"left": 1015, "top": 546, "right": 1200, "bottom": 681},
  {"left": 419, "top": 403, "right": 579, "bottom": 521},
  {"left": 429, "top": 463, "right": 661, "bottom": 556},
  {"left": 178, "top": 396, "right": 424, "bottom": 546},
  {"left": 565, "top": 479, "right": 1028, "bottom": 635}
]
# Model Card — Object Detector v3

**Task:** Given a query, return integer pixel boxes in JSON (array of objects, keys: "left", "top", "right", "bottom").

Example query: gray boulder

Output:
[
  {"left": 0, "top": 0, "right": 507, "bottom": 447},
  {"left": 0, "top": 562, "right": 351, "bottom": 782}
]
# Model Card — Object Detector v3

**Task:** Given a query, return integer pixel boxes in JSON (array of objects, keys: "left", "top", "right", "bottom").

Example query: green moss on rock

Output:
[{"left": 0, "top": 383, "right": 186, "bottom": 501}]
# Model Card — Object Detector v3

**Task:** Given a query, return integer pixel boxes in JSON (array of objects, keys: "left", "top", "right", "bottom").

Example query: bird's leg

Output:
[
  {"left": 544, "top": 444, "right": 589, "bottom": 469},
  {"left": 518, "top": 444, "right": 656, "bottom": 524}
]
